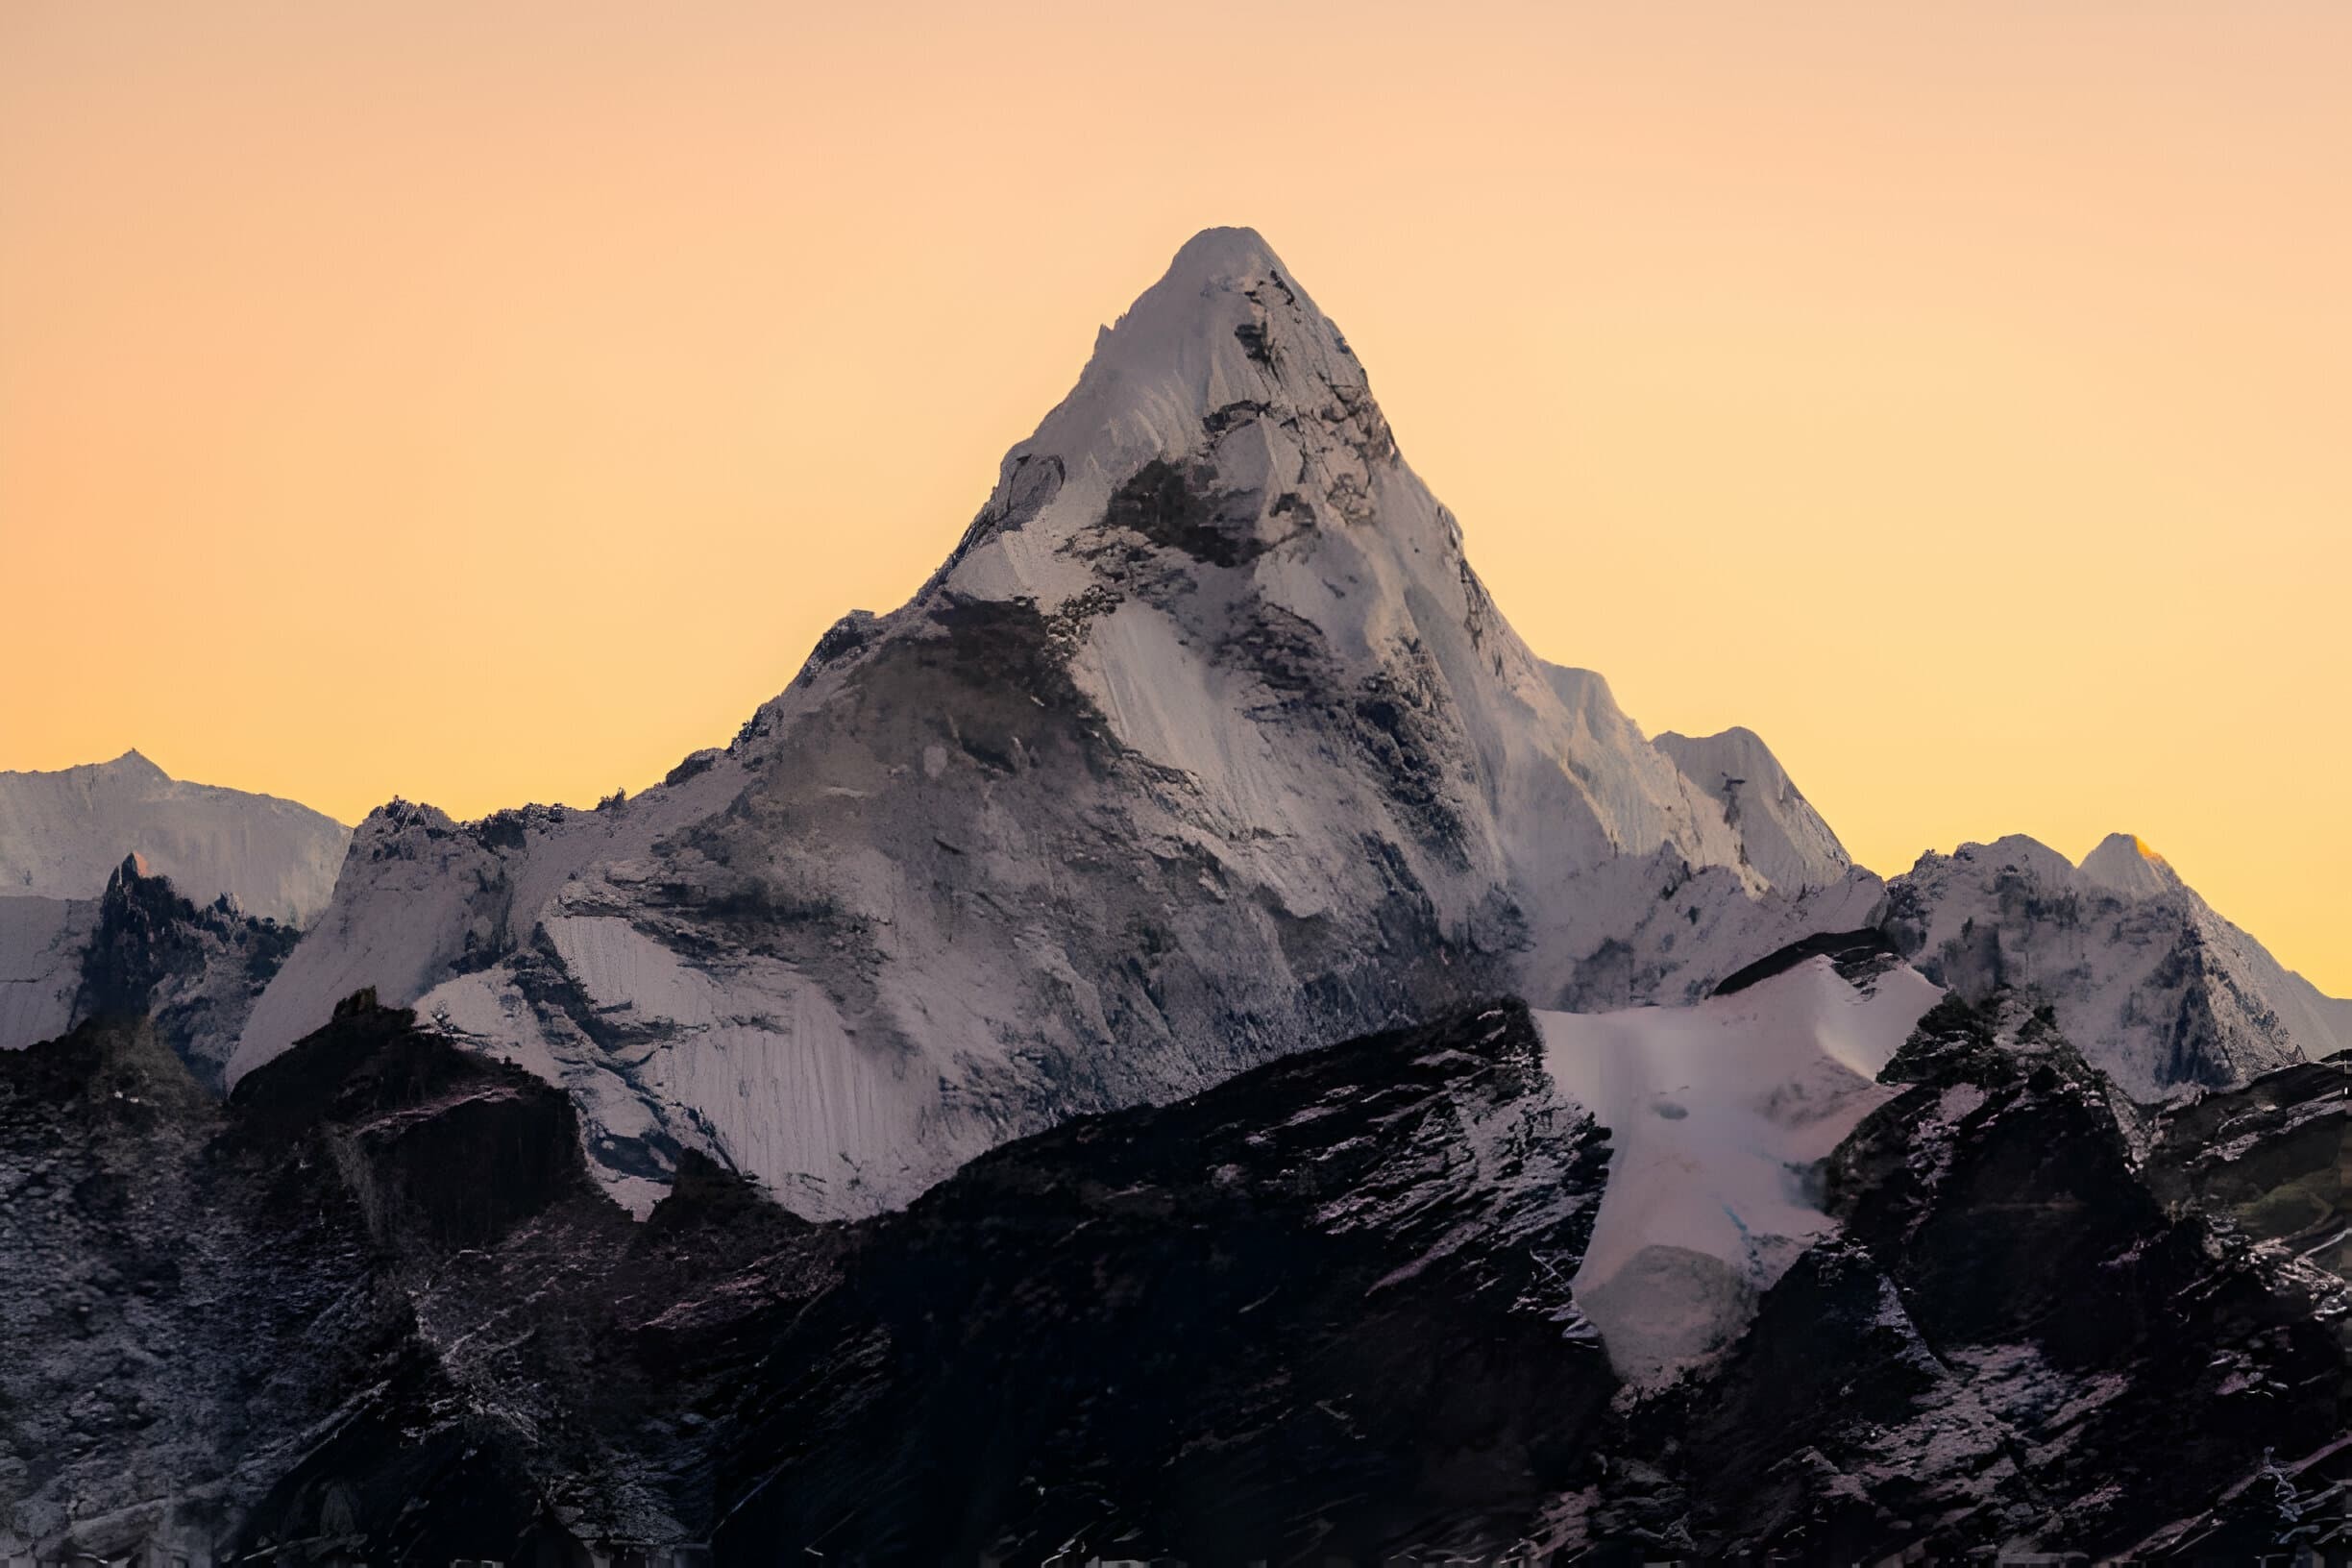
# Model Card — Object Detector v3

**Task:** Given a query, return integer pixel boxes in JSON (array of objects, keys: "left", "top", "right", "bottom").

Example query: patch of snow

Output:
[
  {"left": 419, "top": 914, "right": 928, "bottom": 1220},
  {"left": 1537, "top": 955, "right": 1945, "bottom": 1384}
]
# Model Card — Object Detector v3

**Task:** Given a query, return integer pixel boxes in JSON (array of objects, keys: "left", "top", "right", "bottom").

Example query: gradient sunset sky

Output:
[{"left": 3, "top": 3, "right": 2345, "bottom": 990}]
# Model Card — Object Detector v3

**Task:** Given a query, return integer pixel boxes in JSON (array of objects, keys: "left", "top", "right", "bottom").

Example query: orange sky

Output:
[{"left": 3, "top": 2, "right": 2346, "bottom": 992}]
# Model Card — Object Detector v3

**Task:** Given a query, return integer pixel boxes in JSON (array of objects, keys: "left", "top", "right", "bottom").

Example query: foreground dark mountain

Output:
[
  {"left": 713, "top": 1002, "right": 1616, "bottom": 1562},
  {"left": 0, "top": 993, "right": 736, "bottom": 1559},
  {"left": 4, "top": 968, "right": 2344, "bottom": 1563}
]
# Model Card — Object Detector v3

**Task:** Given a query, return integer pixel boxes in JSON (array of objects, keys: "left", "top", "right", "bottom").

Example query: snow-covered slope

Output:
[
  {"left": 0, "top": 896, "right": 93, "bottom": 1050},
  {"left": 1538, "top": 952, "right": 1944, "bottom": 1384},
  {"left": 1883, "top": 832, "right": 2348, "bottom": 1099},
  {"left": 234, "top": 228, "right": 1861, "bottom": 1217},
  {"left": 0, "top": 751, "right": 348, "bottom": 924},
  {"left": 1654, "top": 725, "right": 1850, "bottom": 894}
]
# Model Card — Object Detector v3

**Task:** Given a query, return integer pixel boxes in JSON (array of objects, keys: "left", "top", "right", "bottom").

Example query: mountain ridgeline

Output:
[
  {"left": 0, "top": 750, "right": 347, "bottom": 925},
  {"left": 4, "top": 974, "right": 2345, "bottom": 1563},
  {"left": 4, "top": 227, "right": 2350, "bottom": 1564}
]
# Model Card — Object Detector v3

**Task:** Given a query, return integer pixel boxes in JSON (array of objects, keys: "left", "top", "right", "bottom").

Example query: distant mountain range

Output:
[
  {"left": 0, "top": 756, "right": 343, "bottom": 1081},
  {"left": 0, "top": 749, "right": 346, "bottom": 923},
  {"left": 3, "top": 229, "right": 2346, "bottom": 1563},
  {"left": 1889, "top": 830, "right": 2351, "bottom": 1097}
]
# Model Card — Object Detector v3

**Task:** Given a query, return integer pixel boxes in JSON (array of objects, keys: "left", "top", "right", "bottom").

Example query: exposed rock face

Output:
[
  {"left": 717, "top": 1001, "right": 1619, "bottom": 1563},
  {"left": 1883, "top": 832, "right": 2349, "bottom": 1098},
  {"left": 2147, "top": 1048, "right": 2352, "bottom": 1293},
  {"left": 0, "top": 1012, "right": 358, "bottom": 1554},
  {"left": 0, "top": 856, "right": 298, "bottom": 1085},
  {"left": 73, "top": 854, "right": 301, "bottom": 1087},
  {"left": 233, "top": 229, "right": 1870, "bottom": 1218},
  {"left": 6, "top": 977, "right": 2347, "bottom": 1563},
  {"left": 1574, "top": 992, "right": 2351, "bottom": 1559},
  {"left": 0, "top": 750, "right": 348, "bottom": 925},
  {"left": 0, "top": 995, "right": 757, "bottom": 1558}
]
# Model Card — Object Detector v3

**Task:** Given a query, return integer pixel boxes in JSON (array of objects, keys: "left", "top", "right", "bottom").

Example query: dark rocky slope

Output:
[
  {"left": 77, "top": 853, "right": 302, "bottom": 1087},
  {"left": 713, "top": 1003, "right": 1615, "bottom": 1564},
  {"left": 0, "top": 854, "right": 300, "bottom": 1073},
  {"left": 5, "top": 981, "right": 2348, "bottom": 1563},
  {"left": 1634, "top": 995, "right": 2352, "bottom": 1559}
]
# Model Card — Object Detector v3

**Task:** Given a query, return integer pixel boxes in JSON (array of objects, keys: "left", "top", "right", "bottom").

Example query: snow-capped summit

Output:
[
  {"left": 0, "top": 751, "right": 349, "bottom": 925},
  {"left": 234, "top": 228, "right": 1876, "bottom": 1216},
  {"left": 936, "top": 225, "right": 1388, "bottom": 611},
  {"left": 1884, "top": 833, "right": 2347, "bottom": 1098},
  {"left": 2076, "top": 831, "right": 2180, "bottom": 900}
]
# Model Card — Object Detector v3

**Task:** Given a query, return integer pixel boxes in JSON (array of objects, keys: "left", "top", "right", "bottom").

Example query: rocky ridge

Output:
[
  {"left": 0, "top": 856, "right": 299, "bottom": 1085},
  {"left": 1883, "top": 831, "right": 2350, "bottom": 1098},
  {"left": 5, "top": 956, "right": 2347, "bottom": 1562}
]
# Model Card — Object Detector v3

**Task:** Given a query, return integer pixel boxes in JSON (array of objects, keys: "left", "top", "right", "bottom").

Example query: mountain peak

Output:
[
  {"left": 1886, "top": 827, "right": 2348, "bottom": 1097},
  {"left": 1076, "top": 224, "right": 1350, "bottom": 425},
  {"left": 241, "top": 230, "right": 1878, "bottom": 1218},
  {"left": 1162, "top": 225, "right": 1288, "bottom": 287},
  {"left": 1654, "top": 726, "right": 1853, "bottom": 892},
  {"left": 933, "top": 224, "right": 1387, "bottom": 611},
  {"left": 0, "top": 751, "right": 349, "bottom": 930},
  {"left": 2078, "top": 831, "right": 2178, "bottom": 899}
]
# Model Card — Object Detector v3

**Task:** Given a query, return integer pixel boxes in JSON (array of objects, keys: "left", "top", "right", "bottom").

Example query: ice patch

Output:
[{"left": 1538, "top": 956, "right": 1945, "bottom": 1384}]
